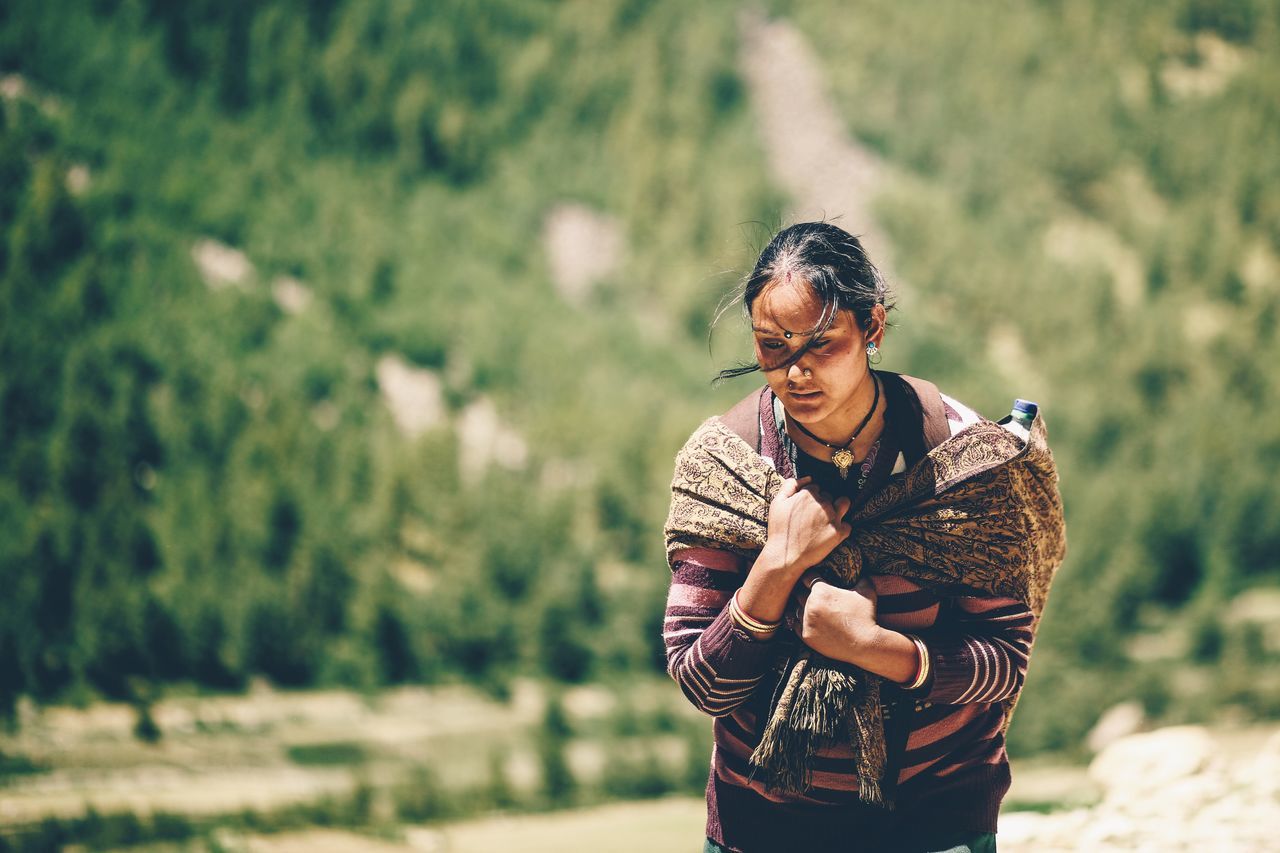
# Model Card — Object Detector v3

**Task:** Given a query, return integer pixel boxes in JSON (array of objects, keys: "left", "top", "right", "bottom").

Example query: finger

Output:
[
  {"left": 807, "top": 577, "right": 832, "bottom": 593},
  {"left": 798, "top": 479, "right": 829, "bottom": 504},
  {"left": 798, "top": 482, "right": 825, "bottom": 501},
  {"left": 800, "top": 569, "right": 823, "bottom": 591},
  {"left": 780, "top": 476, "right": 814, "bottom": 498},
  {"left": 834, "top": 495, "right": 853, "bottom": 518},
  {"left": 822, "top": 497, "right": 844, "bottom": 522}
]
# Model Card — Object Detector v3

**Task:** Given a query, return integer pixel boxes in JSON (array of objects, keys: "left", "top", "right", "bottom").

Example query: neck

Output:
[{"left": 787, "top": 371, "right": 884, "bottom": 456}]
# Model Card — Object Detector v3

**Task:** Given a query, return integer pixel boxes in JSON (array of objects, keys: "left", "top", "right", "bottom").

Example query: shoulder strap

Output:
[
  {"left": 898, "top": 374, "right": 951, "bottom": 452},
  {"left": 718, "top": 386, "right": 765, "bottom": 452}
]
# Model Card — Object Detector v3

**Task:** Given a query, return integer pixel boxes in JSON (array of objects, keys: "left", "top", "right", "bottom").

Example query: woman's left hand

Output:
[{"left": 790, "top": 574, "right": 880, "bottom": 662}]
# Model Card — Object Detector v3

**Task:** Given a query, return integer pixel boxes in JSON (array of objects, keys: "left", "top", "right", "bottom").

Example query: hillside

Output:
[{"left": 1, "top": 0, "right": 1278, "bottom": 771}]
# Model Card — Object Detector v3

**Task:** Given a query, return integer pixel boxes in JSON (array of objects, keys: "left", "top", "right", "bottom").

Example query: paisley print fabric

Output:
[{"left": 663, "top": 404, "right": 1066, "bottom": 800}]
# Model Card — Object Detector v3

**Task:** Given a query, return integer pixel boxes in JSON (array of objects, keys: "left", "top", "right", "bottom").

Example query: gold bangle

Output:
[
  {"left": 729, "top": 604, "right": 776, "bottom": 637},
  {"left": 733, "top": 591, "right": 781, "bottom": 632},
  {"left": 730, "top": 590, "right": 781, "bottom": 634},
  {"left": 904, "top": 634, "right": 931, "bottom": 691},
  {"left": 729, "top": 596, "right": 776, "bottom": 635}
]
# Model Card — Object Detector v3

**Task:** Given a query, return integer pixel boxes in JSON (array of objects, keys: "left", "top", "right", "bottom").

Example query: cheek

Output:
[
  {"left": 829, "top": 338, "right": 857, "bottom": 357},
  {"left": 812, "top": 338, "right": 856, "bottom": 363}
]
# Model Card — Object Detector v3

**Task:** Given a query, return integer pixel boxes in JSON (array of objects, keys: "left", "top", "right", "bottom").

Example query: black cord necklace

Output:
[{"left": 786, "top": 373, "right": 880, "bottom": 479}]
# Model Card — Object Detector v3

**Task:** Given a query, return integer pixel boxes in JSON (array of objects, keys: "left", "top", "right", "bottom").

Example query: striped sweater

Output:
[{"left": 664, "top": 375, "right": 1037, "bottom": 851}]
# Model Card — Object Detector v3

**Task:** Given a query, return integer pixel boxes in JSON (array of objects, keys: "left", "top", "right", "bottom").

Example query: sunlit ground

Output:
[{"left": 3, "top": 680, "right": 1277, "bottom": 850}]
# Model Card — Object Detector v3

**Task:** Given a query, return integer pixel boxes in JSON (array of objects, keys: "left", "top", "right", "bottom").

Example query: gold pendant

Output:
[{"left": 831, "top": 448, "right": 855, "bottom": 479}]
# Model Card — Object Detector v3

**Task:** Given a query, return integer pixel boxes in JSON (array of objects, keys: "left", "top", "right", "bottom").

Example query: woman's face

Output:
[{"left": 750, "top": 279, "right": 884, "bottom": 428}]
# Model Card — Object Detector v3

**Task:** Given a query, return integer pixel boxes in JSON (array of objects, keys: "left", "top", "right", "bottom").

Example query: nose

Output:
[{"left": 786, "top": 361, "right": 809, "bottom": 384}]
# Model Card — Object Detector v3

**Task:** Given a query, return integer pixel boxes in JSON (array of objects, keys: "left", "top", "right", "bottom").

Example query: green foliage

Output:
[
  {"left": 0, "top": 0, "right": 1276, "bottom": 764},
  {"left": 4, "top": 806, "right": 196, "bottom": 852},
  {"left": 537, "top": 693, "right": 576, "bottom": 806},
  {"left": 286, "top": 741, "right": 369, "bottom": 767},
  {"left": 3, "top": 0, "right": 764, "bottom": 720},
  {"left": 1178, "top": 0, "right": 1263, "bottom": 41},
  {"left": 392, "top": 765, "right": 455, "bottom": 823},
  {"left": 131, "top": 699, "right": 161, "bottom": 743},
  {"left": 683, "top": 726, "right": 713, "bottom": 794},
  {"left": 485, "top": 748, "right": 519, "bottom": 810},
  {"left": 0, "top": 749, "right": 48, "bottom": 778},
  {"left": 783, "top": 0, "right": 1280, "bottom": 752},
  {"left": 600, "top": 740, "right": 673, "bottom": 800}
]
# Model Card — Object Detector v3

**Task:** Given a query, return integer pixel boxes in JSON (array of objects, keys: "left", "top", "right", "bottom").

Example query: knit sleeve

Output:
[
  {"left": 663, "top": 547, "right": 778, "bottom": 717},
  {"left": 911, "top": 595, "right": 1035, "bottom": 705}
]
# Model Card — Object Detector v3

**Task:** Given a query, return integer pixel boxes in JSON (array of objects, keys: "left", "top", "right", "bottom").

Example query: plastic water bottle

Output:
[{"left": 1003, "top": 398, "right": 1038, "bottom": 441}]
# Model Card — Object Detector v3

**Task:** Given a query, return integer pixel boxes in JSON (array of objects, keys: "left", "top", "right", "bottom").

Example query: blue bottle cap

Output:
[{"left": 1013, "top": 399, "right": 1038, "bottom": 418}]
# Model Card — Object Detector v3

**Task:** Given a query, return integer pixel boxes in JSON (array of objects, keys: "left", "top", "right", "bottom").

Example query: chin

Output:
[{"left": 782, "top": 393, "right": 832, "bottom": 421}]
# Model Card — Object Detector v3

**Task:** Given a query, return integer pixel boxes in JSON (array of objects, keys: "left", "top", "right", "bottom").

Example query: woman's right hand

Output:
[{"left": 764, "top": 476, "right": 852, "bottom": 575}]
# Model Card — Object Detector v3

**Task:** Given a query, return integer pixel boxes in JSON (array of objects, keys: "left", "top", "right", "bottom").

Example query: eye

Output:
[
  {"left": 811, "top": 338, "right": 831, "bottom": 350},
  {"left": 761, "top": 340, "right": 785, "bottom": 351}
]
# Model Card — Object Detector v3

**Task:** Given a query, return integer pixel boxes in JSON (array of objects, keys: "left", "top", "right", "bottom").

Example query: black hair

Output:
[{"left": 712, "top": 222, "right": 895, "bottom": 383}]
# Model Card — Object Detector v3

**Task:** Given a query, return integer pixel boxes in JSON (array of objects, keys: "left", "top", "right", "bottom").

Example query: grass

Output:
[
  {"left": 285, "top": 742, "right": 369, "bottom": 767},
  {"left": 0, "top": 678, "right": 709, "bottom": 848}
]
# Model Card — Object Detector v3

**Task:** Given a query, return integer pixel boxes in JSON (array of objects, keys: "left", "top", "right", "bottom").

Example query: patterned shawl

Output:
[{"left": 663, "top": 391, "right": 1066, "bottom": 802}]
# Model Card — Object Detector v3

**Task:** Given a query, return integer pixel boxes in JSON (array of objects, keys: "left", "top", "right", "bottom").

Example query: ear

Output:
[{"left": 864, "top": 304, "right": 887, "bottom": 347}]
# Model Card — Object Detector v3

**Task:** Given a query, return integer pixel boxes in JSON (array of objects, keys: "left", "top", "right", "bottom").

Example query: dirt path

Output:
[{"left": 738, "top": 10, "right": 895, "bottom": 275}]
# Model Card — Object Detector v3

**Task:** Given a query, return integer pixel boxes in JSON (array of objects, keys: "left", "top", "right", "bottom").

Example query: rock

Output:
[
  {"left": 192, "top": 238, "right": 255, "bottom": 291},
  {"left": 1243, "top": 730, "right": 1280, "bottom": 799},
  {"left": 1159, "top": 33, "right": 1246, "bottom": 100},
  {"left": 1086, "top": 701, "right": 1145, "bottom": 754},
  {"left": 0, "top": 73, "right": 28, "bottom": 100},
  {"left": 375, "top": 355, "right": 446, "bottom": 439},
  {"left": 1003, "top": 725, "right": 1280, "bottom": 851},
  {"left": 456, "top": 396, "right": 528, "bottom": 485},
  {"left": 1239, "top": 241, "right": 1280, "bottom": 297},
  {"left": 66, "top": 163, "right": 91, "bottom": 195},
  {"left": 543, "top": 203, "right": 624, "bottom": 305},
  {"left": 271, "top": 275, "right": 313, "bottom": 315},
  {"left": 1042, "top": 216, "right": 1145, "bottom": 311},
  {"left": 1089, "top": 725, "right": 1214, "bottom": 801}
]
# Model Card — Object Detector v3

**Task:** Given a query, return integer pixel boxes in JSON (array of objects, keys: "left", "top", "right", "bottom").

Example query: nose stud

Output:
[{"left": 803, "top": 369, "right": 812, "bottom": 378}]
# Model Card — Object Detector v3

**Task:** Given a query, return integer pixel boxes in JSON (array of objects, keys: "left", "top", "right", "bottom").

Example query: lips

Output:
[{"left": 789, "top": 390, "right": 822, "bottom": 400}]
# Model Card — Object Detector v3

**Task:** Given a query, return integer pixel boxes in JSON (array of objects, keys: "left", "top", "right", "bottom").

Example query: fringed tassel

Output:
[
  {"left": 750, "top": 651, "right": 810, "bottom": 791},
  {"left": 751, "top": 654, "right": 889, "bottom": 803},
  {"left": 848, "top": 677, "right": 886, "bottom": 805},
  {"left": 747, "top": 555, "right": 891, "bottom": 801}
]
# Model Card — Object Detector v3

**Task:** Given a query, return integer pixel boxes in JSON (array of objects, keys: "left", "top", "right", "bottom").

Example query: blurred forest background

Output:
[{"left": 1, "top": 0, "right": 1278, "bottom": 849}]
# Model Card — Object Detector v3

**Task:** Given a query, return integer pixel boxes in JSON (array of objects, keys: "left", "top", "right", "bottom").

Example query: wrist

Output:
[
  {"left": 728, "top": 590, "right": 781, "bottom": 641},
  {"left": 901, "top": 633, "right": 931, "bottom": 690},
  {"left": 853, "top": 623, "right": 890, "bottom": 651},
  {"left": 759, "top": 538, "right": 811, "bottom": 578},
  {"left": 849, "top": 626, "right": 924, "bottom": 685}
]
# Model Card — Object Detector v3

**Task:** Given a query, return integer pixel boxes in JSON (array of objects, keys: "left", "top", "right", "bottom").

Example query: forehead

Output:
[{"left": 751, "top": 280, "right": 849, "bottom": 334}]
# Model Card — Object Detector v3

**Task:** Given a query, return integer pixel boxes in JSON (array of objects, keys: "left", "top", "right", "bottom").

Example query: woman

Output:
[{"left": 662, "top": 223, "right": 1066, "bottom": 852}]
